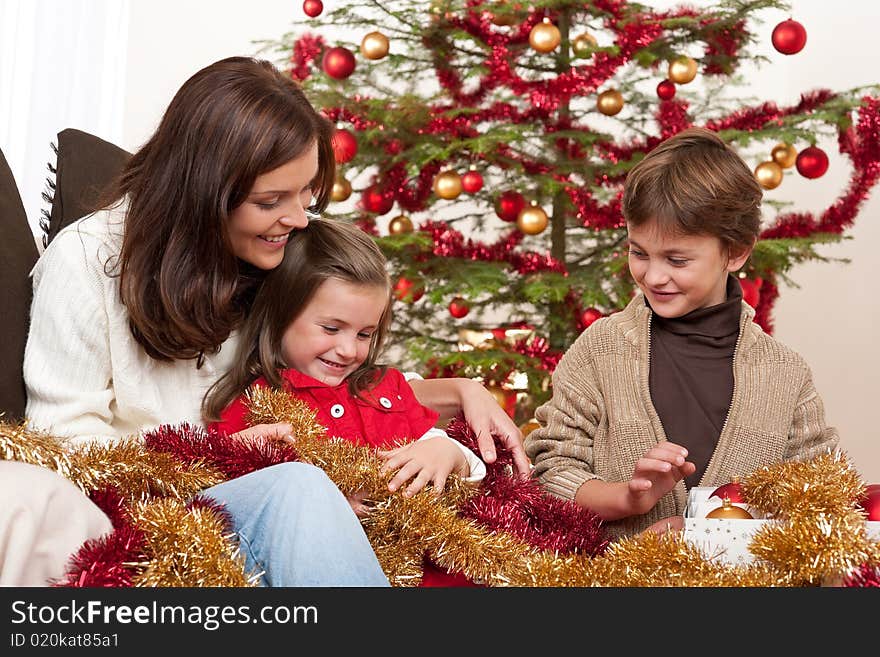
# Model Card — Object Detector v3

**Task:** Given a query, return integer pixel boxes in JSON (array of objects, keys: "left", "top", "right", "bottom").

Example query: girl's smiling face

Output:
[{"left": 280, "top": 278, "right": 389, "bottom": 386}]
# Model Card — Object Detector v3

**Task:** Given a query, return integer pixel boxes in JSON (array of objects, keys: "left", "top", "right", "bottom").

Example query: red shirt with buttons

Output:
[
  {"left": 210, "top": 367, "right": 439, "bottom": 447},
  {"left": 210, "top": 367, "right": 478, "bottom": 588}
]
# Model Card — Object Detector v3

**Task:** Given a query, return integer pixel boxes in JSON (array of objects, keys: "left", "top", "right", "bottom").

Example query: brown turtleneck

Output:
[{"left": 648, "top": 274, "right": 742, "bottom": 488}]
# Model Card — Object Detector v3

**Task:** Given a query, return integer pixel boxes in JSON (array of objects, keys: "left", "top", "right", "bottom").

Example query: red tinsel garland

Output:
[
  {"left": 844, "top": 563, "right": 880, "bottom": 588},
  {"left": 58, "top": 419, "right": 608, "bottom": 587}
]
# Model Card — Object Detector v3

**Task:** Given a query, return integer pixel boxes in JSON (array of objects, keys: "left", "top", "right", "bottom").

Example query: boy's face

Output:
[
  {"left": 626, "top": 219, "right": 750, "bottom": 319},
  {"left": 281, "top": 278, "right": 388, "bottom": 387}
]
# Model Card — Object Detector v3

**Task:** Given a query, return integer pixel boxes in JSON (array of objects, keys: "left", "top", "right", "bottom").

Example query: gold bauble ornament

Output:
[
  {"left": 388, "top": 214, "right": 414, "bottom": 235},
  {"left": 487, "top": 385, "right": 512, "bottom": 409},
  {"left": 754, "top": 161, "right": 783, "bottom": 190},
  {"left": 771, "top": 142, "right": 798, "bottom": 169},
  {"left": 706, "top": 498, "right": 754, "bottom": 519},
  {"left": 516, "top": 202, "right": 549, "bottom": 235},
  {"left": 529, "top": 19, "right": 561, "bottom": 54},
  {"left": 667, "top": 56, "right": 698, "bottom": 84},
  {"left": 519, "top": 419, "right": 541, "bottom": 439},
  {"left": 433, "top": 170, "right": 463, "bottom": 200},
  {"left": 596, "top": 88, "right": 624, "bottom": 116},
  {"left": 571, "top": 32, "right": 597, "bottom": 58},
  {"left": 330, "top": 175, "right": 352, "bottom": 202},
  {"left": 360, "top": 31, "right": 390, "bottom": 60}
]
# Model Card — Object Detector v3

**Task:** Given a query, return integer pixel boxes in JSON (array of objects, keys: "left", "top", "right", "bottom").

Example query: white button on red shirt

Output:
[
  {"left": 330, "top": 403, "right": 345, "bottom": 418},
  {"left": 379, "top": 397, "right": 392, "bottom": 409}
]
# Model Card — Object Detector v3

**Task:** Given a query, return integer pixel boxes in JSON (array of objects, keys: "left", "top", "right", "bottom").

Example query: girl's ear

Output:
[{"left": 726, "top": 238, "right": 755, "bottom": 273}]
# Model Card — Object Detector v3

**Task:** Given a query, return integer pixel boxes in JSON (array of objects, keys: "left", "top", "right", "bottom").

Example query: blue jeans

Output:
[{"left": 203, "top": 462, "right": 389, "bottom": 587}]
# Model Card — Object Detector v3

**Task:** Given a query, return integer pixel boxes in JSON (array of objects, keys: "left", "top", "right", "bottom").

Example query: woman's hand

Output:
[
  {"left": 409, "top": 377, "right": 531, "bottom": 477},
  {"left": 378, "top": 438, "right": 468, "bottom": 498},
  {"left": 460, "top": 380, "right": 530, "bottom": 476}
]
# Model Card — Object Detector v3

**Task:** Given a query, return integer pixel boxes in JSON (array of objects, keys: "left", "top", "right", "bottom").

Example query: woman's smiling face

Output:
[{"left": 227, "top": 141, "right": 318, "bottom": 271}]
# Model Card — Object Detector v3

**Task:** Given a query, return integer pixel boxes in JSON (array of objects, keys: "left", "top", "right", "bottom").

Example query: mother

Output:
[{"left": 22, "top": 56, "right": 528, "bottom": 586}]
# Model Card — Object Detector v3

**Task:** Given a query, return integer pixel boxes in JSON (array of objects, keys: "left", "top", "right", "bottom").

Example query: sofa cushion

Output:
[
  {"left": 44, "top": 128, "right": 130, "bottom": 245},
  {"left": 0, "top": 146, "right": 39, "bottom": 421}
]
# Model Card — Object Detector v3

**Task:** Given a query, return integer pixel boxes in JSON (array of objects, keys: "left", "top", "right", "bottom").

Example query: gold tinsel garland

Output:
[
  {"left": 2, "top": 395, "right": 878, "bottom": 587},
  {"left": 131, "top": 498, "right": 254, "bottom": 587}
]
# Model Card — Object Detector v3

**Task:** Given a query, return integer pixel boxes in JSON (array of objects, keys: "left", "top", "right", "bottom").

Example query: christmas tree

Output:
[{"left": 260, "top": 0, "right": 880, "bottom": 424}]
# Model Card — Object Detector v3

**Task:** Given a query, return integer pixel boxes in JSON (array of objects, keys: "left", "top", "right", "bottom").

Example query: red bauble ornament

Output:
[
  {"left": 362, "top": 185, "right": 394, "bottom": 215},
  {"left": 710, "top": 480, "right": 744, "bottom": 503},
  {"left": 738, "top": 276, "right": 763, "bottom": 308},
  {"left": 448, "top": 297, "right": 470, "bottom": 318},
  {"left": 580, "top": 307, "right": 603, "bottom": 330},
  {"left": 302, "top": 0, "right": 323, "bottom": 18},
  {"left": 857, "top": 484, "right": 880, "bottom": 521},
  {"left": 322, "top": 47, "right": 356, "bottom": 79},
  {"left": 771, "top": 19, "right": 807, "bottom": 55},
  {"left": 330, "top": 128, "right": 357, "bottom": 164},
  {"left": 494, "top": 190, "right": 525, "bottom": 223},
  {"left": 461, "top": 169, "right": 484, "bottom": 194},
  {"left": 656, "top": 79, "right": 676, "bottom": 101},
  {"left": 795, "top": 146, "right": 829, "bottom": 179},
  {"left": 394, "top": 277, "right": 424, "bottom": 303}
]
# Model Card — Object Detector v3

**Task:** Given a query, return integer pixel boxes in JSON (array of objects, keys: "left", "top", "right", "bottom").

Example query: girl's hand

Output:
[
  {"left": 408, "top": 377, "right": 532, "bottom": 477},
  {"left": 378, "top": 438, "right": 468, "bottom": 498},
  {"left": 229, "top": 422, "right": 293, "bottom": 442},
  {"left": 347, "top": 489, "right": 372, "bottom": 518}
]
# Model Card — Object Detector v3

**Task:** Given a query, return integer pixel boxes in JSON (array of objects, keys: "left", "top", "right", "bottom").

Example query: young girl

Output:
[
  {"left": 524, "top": 127, "right": 840, "bottom": 540},
  {"left": 204, "top": 217, "right": 485, "bottom": 503}
]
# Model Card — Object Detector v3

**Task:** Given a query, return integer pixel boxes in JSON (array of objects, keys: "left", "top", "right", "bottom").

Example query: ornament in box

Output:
[
  {"left": 706, "top": 498, "right": 753, "bottom": 519},
  {"left": 710, "top": 479, "right": 744, "bottom": 503},
  {"left": 857, "top": 484, "right": 880, "bottom": 520}
]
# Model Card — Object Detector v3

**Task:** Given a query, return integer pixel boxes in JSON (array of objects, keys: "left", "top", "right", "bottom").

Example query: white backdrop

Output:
[{"left": 2, "top": 0, "right": 878, "bottom": 480}]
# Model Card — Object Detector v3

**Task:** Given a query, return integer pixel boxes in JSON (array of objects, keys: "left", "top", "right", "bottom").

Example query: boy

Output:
[{"left": 524, "top": 127, "right": 839, "bottom": 539}]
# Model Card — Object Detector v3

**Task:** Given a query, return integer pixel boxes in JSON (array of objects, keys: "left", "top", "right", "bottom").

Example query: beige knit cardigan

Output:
[{"left": 524, "top": 293, "right": 840, "bottom": 539}]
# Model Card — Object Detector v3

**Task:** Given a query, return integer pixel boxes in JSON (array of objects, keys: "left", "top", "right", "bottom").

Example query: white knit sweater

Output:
[
  {"left": 24, "top": 205, "right": 239, "bottom": 446},
  {"left": 23, "top": 209, "right": 468, "bottom": 472}
]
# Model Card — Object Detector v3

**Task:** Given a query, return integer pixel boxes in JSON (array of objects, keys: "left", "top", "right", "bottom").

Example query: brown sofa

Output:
[{"left": 0, "top": 130, "right": 129, "bottom": 421}]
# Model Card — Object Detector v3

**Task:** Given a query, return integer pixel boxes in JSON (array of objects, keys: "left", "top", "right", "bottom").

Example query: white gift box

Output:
[{"left": 683, "top": 486, "right": 880, "bottom": 566}]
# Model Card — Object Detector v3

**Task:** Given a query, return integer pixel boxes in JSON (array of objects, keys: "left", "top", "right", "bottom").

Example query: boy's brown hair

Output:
[{"left": 622, "top": 127, "right": 762, "bottom": 253}]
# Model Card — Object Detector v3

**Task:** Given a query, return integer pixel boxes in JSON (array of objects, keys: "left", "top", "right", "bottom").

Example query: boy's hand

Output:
[
  {"left": 643, "top": 515, "right": 685, "bottom": 535},
  {"left": 625, "top": 441, "right": 695, "bottom": 515},
  {"left": 378, "top": 438, "right": 468, "bottom": 498}
]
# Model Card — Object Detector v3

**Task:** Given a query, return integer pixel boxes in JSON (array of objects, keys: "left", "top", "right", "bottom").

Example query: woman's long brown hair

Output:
[
  {"left": 109, "top": 56, "right": 335, "bottom": 362},
  {"left": 202, "top": 218, "right": 392, "bottom": 422}
]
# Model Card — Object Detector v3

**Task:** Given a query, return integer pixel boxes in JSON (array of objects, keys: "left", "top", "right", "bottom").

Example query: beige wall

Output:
[{"left": 119, "top": 0, "right": 878, "bottom": 481}]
